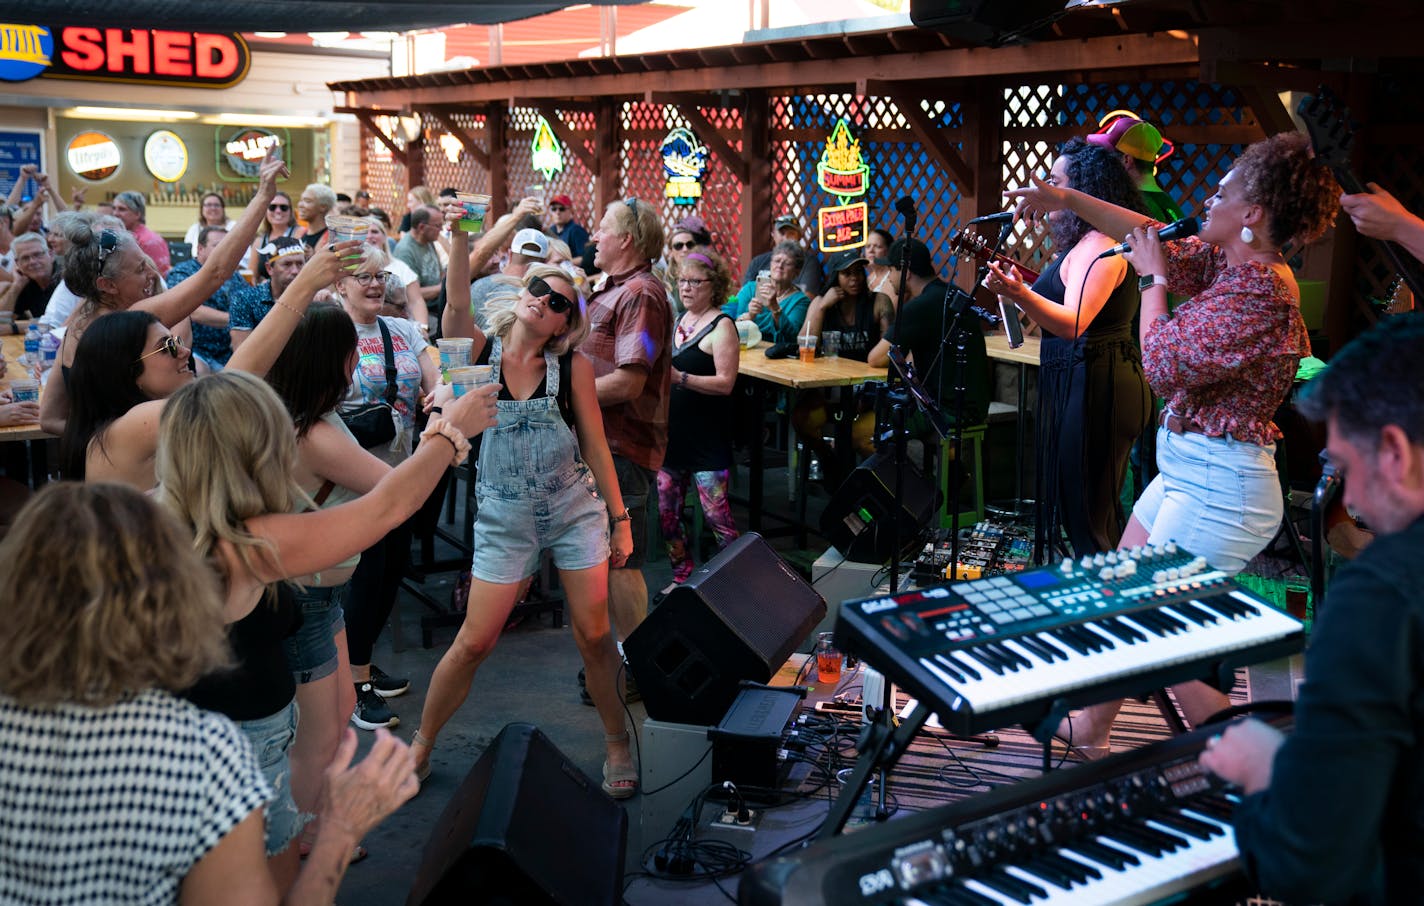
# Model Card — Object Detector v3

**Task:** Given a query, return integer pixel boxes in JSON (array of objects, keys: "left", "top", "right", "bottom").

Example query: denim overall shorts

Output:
[{"left": 469, "top": 338, "right": 611, "bottom": 584}]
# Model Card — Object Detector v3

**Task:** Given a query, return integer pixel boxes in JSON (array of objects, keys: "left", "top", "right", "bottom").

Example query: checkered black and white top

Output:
[{"left": 0, "top": 688, "right": 271, "bottom": 904}]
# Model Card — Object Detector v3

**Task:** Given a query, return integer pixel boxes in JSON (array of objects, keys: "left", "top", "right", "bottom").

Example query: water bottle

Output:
[
  {"left": 39, "top": 325, "right": 59, "bottom": 377},
  {"left": 23, "top": 323, "right": 39, "bottom": 365}
]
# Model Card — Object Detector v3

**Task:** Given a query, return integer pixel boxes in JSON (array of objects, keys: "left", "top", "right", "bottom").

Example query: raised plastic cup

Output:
[
  {"left": 436, "top": 337, "right": 474, "bottom": 374},
  {"left": 798, "top": 334, "right": 818, "bottom": 364},
  {"left": 455, "top": 192, "right": 492, "bottom": 233},
  {"left": 448, "top": 365, "right": 492, "bottom": 398},
  {"left": 325, "top": 214, "right": 367, "bottom": 244}
]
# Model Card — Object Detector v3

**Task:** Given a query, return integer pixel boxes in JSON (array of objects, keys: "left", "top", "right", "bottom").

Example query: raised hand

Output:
[
  {"left": 256, "top": 145, "right": 289, "bottom": 196},
  {"left": 1006, "top": 172, "right": 1068, "bottom": 230}
]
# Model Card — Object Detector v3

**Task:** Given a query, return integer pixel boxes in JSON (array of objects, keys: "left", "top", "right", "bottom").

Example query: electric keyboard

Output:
[
  {"left": 836, "top": 544, "right": 1305, "bottom": 736},
  {"left": 740, "top": 723, "right": 1270, "bottom": 906}
]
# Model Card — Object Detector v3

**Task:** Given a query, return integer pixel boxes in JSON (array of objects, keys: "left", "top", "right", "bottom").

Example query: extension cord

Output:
[{"left": 714, "top": 807, "right": 758, "bottom": 831}]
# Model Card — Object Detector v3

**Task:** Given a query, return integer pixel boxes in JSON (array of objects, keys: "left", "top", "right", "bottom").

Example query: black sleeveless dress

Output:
[
  {"left": 822, "top": 292, "right": 882, "bottom": 362},
  {"left": 665, "top": 314, "right": 734, "bottom": 472},
  {"left": 1032, "top": 253, "right": 1152, "bottom": 560}
]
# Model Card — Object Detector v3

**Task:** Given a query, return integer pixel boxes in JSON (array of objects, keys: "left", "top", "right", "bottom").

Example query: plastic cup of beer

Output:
[
  {"left": 822, "top": 330, "right": 841, "bottom": 358},
  {"left": 1284, "top": 577, "right": 1310, "bottom": 621},
  {"left": 798, "top": 334, "right": 818, "bottom": 364},
  {"left": 455, "top": 192, "right": 492, "bottom": 233},
  {"left": 9, "top": 378, "right": 38, "bottom": 403},
  {"left": 325, "top": 215, "right": 368, "bottom": 268},
  {"left": 816, "top": 632, "right": 842, "bottom": 685},
  {"left": 436, "top": 338, "right": 474, "bottom": 374},
  {"left": 448, "top": 365, "right": 492, "bottom": 398}
]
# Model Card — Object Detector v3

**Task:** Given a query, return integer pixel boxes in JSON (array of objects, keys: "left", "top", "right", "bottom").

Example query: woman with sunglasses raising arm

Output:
[
  {"left": 410, "top": 201, "right": 638, "bottom": 798},
  {"left": 40, "top": 149, "right": 291, "bottom": 437},
  {"left": 58, "top": 240, "right": 361, "bottom": 487}
]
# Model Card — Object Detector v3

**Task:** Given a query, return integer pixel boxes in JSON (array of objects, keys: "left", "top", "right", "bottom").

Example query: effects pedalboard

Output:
[{"left": 912, "top": 520, "right": 1033, "bottom": 585}]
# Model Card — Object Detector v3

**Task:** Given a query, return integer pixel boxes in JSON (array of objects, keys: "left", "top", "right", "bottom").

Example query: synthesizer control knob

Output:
[
  {"left": 1166, "top": 567, "right": 1180, "bottom": 581},
  {"left": 1093, "top": 552, "right": 1107, "bottom": 568},
  {"left": 1152, "top": 570, "right": 1167, "bottom": 584},
  {"left": 1080, "top": 556, "right": 1093, "bottom": 570},
  {"left": 1105, "top": 551, "right": 1118, "bottom": 564},
  {"left": 1113, "top": 561, "right": 1137, "bottom": 579},
  {"left": 1061, "top": 558, "right": 1074, "bottom": 574},
  {"left": 1129, "top": 547, "right": 1143, "bottom": 560},
  {"left": 1099, "top": 566, "right": 1115, "bottom": 581},
  {"left": 1165, "top": 541, "right": 1179, "bottom": 554}
]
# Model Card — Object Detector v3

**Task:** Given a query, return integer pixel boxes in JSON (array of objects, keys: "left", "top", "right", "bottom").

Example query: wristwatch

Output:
[
  {"left": 610, "top": 508, "right": 632, "bottom": 524},
  {"left": 1138, "top": 273, "right": 1168, "bottom": 291}
]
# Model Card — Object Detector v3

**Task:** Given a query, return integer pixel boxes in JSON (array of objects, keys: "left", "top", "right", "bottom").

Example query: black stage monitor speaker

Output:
[
  {"left": 910, "top": 0, "right": 1068, "bottom": 45},
  {"left": 625, "top": 533, "right": 826, "bottom": 726},
  {"left": 819, "top": 448, "right": 939, "bottom": 564},
  {"left": 406, "top": 722, "right": 626, "bottom": 906}
]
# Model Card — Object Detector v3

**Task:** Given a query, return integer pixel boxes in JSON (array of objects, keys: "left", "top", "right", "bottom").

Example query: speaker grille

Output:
[{"left": 685, "top": 535, "right": 819, "bottom": 664}]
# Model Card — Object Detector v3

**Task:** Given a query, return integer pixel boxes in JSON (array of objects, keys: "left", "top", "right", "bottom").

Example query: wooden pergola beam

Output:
[
  {"left": 884, "top": 88, "right": 975, "bottom": 195},
  {"left": 532, "top": 103, "right": 599, "bottom": 175},
  {"left": 353, "top": 111, "right": 406, "bottom": 166},
  {"left": 422, "top": 108, "right": 489, "bottom": 169},
  {"left": 338, "top": 32, "right": 1200, "bottom": 110},
  {"left": 652, "top": 92, "right": 750, "bottom": 185}
]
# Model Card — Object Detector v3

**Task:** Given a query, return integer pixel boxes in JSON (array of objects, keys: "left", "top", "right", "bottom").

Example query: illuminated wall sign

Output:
[
  {"left": 660, "top": 127, "right": 707, "bottom": 206},
  {"left": 144, "top": 129, "right": 188, "bottom": 182},
  {"left": 530, "top": 116, "right": 564, "bottom": 182},
  {"left": 0, "top": 24, "right": 248, "bottom": 88},
  {"left": 818, "top": 202, "right": 869, "bottom": 253},
  {"left": 218, "top": 127, "right": 287, "bottom": 180},
  {"left": 815, "top": 118, "right": 872, "bottom": 253},
  {"left": 66, "top": 130, "right": 121, "bottom": 181}
]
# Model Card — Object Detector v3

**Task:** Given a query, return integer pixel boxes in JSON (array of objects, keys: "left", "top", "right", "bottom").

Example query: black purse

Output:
[{"left": 340, "top": 319, "right": 399, "bottom": 448}]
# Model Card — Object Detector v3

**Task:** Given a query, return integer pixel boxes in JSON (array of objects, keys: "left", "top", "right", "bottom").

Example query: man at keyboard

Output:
[{"left": 1199, "top": 314, "right": 1424, "bottom": 905}]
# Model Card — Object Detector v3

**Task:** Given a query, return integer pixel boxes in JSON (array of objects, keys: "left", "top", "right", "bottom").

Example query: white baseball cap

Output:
[{"left": 510, "top": 228, "right": 550, "bottom": 260}]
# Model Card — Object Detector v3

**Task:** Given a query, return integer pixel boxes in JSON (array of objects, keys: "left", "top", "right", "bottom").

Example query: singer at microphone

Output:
[
  {"left": 968, "top": 211, "right": 1015, "bottom": 225},
  {"left": 1096, "top": 215, "right": 1199, "bottom": 259}
]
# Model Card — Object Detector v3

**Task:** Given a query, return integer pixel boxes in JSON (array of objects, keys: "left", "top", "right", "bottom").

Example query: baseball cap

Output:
[
  {"left": 261, "top": 235, "right": 305, "bottom": 263},
  {"left": 773, "top": 214, "right": 801, "bottom": 233},
  {"left": 886, "top": 238, "right": 934, "bottom": 278},
  {"left": 550, "top": 194, "right": 573, "bottom": 208},
  {"left": 1086, "top": 114, "right": 1173, "bottom": 164},
  {"left": 510, "top": 228, "right": 550, "bottom": 260},
  {"left": 827, "top": 249, "right": 869, "bottom": 277}
]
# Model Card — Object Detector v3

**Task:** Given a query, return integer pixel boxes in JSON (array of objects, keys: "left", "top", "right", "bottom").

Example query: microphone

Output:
[
  {"left": 968, "top": 211, "right": 1014, "bottom": 225},
  {"left": 894, "top": 196, "right": 917, "bottom": 221},
  {"left": 1097, "top": 216, "right": 1199, "bottom": 259}
]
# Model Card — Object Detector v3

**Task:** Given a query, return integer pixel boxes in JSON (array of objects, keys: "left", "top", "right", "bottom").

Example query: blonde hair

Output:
[
  {"left": 408, "top": 185, "right": 437, "bottom": 208},
  {"left": 0, "top": 482, "right": 230, "bottom": 707},
  {"left": 156, "top": 372, "right": 305, "bottom": 589},
  {"left": 486, "top": 264, "right": 589, "bottom": 356}
]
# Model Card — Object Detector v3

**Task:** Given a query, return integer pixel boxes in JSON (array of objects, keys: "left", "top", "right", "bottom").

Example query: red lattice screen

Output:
[{"left": 361, "top": 120, "right": 404, "bottom": 220}]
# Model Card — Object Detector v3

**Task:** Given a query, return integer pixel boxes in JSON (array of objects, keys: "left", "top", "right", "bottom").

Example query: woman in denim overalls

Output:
[{"left": 414, "top": 217, "right": 637, "bottom": 798}]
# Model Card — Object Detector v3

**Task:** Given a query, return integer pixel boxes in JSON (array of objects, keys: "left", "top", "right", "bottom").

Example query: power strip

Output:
[
  {"left": 814, "top": 699, "right": 864, "bottom": 718},
  {"left": 714, "top": 808, "right": 759, "bottom": 831}
]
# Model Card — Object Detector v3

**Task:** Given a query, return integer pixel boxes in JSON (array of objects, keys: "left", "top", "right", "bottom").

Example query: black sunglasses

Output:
[
  {"left": 136, "top": 334, "right": 186, "bottom": 363},
  {"left": 268, "top": 203, "right": 290, "bottom": 212},
  {"left": 528, "top": 276, "right": 575, "bottom": 315},
  {"left": 670, "top": 240, "right": 698, "bottom": 251}
]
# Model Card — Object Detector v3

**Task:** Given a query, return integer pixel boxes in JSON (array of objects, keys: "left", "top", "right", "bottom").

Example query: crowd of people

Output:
[{"left": 2, "top": 107, "right": 1423, "bottom": 905}]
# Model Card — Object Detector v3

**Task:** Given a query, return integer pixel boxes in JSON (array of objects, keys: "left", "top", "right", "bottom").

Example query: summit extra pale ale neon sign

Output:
[{"left": 0, "top": 24, "right": 249, "bottom": 88}]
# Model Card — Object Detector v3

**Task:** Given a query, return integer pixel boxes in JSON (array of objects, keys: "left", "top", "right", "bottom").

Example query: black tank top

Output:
[
  {"left": 186, "top": 583, "right": 301, "bottom": 722},
  {"left": 822, "top": 292, "right": 882, "bottom": 361},
  {"left": 665, "top": 314, "right": 733, "bottom": 471}
]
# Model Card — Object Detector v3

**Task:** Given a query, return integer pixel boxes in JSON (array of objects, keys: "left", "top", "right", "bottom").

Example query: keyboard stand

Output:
[{"left": 818, "top": 702, "right": 931, "bottom": 840}]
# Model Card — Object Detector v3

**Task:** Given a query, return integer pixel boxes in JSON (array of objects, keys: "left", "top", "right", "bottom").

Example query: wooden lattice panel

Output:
[
  {"left": 419, "top": 111, "right": 489, "bottom": 196},
  {"left": 498, "top": 106, "right": 598, "bottom": 230},
  {"left": 361, "top": 125, "right": 403, "bottom": 220}
]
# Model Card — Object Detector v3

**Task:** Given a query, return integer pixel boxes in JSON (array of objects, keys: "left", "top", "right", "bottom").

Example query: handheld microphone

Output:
[
  {"left": 1097, "top": 216, "right": 1199, "bottom": 259},
  {"left": 968, "top": 211, "right": 1015, "bottom": 225}
]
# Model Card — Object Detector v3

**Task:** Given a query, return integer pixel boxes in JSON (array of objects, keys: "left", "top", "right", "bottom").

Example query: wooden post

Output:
[
  {"left": 487, "top": 102, "right": 508, "bottom": 219},
  {"left": 740, "top": 89, "right": 771, "bottom": 280},
  {"left": 955, "top": 81, "right": 1003, "bottom": 292},
  {"left": 406, "top": 135, "right": 426, "bottom": 197},
  {"left": 594, "top": 96, "right": 620, "bottom": 220}
]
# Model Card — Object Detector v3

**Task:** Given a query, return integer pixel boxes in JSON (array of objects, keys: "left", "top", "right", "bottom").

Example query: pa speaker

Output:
[
  {"left": 819, "top": 449, "right": 938, "bottom": 564},
  {"left": 406, "top": 722, "right": 626, "bottom": 906},
  {"left": 625, "top": 533, "right": 826, "bottom": 726},
  {"left": 910, "top": 0, "right": 1067, "bottom": 45}
]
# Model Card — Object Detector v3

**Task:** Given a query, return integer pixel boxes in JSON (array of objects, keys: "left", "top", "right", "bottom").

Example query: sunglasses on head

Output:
[
  {"left": 136, "top": 334, "right": 186, "bottom": 363},
  {"left": 528, "top": 276, "right": 575, "bottom": 314},
  {"left": 97, "top": 228, "right": 120, "bottom": 264},
  {"left": 268, "top": 203, "right": 290, "bottom": 212}
]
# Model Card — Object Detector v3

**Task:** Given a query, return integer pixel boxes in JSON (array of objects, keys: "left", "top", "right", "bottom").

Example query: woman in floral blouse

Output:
[{"left": 1009, "top": 132, "right": 1339, "bottom": 756}]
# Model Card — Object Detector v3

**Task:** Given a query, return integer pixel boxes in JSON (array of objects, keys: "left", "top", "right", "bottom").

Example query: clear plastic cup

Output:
[
  {"left": 815, "top": 632, "right": 842, "bottom": 684},
  {"left": 454, "top": 192, "right": 492, "bottom": 233},
  {"left": 9, "top": 378, "right": 38, "bottom": 403},
  {"left": 798, "top": 334, "right": 818, "bottom": 364},
  {"left": 822, "top": 330, "right": 841, "bottom": 358},
  {"left": 325, "top": 214, "right": 367, "bottom": 244},
  {"left": 436, "top": 338, "right": 474, "bottom": 373},
  {"left": 448, "top": 365, "right": 492, "bottom": 398}
]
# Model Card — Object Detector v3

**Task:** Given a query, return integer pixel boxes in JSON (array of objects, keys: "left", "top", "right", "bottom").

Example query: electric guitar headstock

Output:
[{"left": 1297, "top": 87, "right": 1364, "bottom": 194}]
